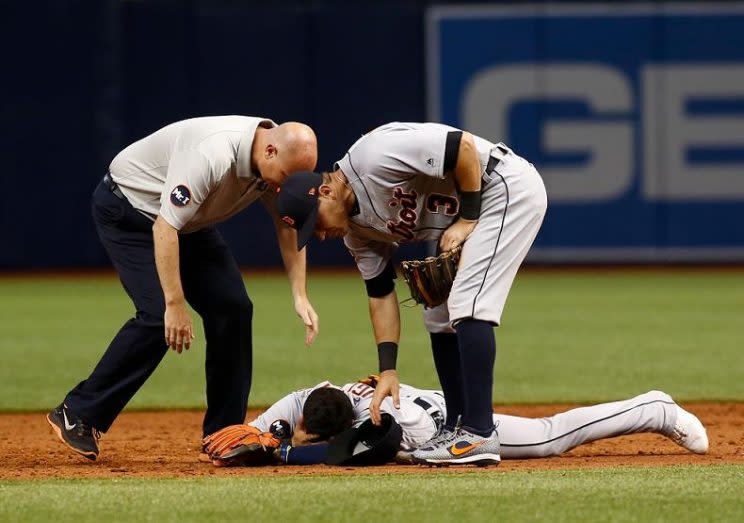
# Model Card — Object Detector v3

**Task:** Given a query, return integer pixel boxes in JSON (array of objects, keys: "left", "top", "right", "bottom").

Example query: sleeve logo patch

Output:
[
  {"left": 170, "top": 185, "right": 191, "bottom": 207},
  {"left": 269, "top": 419, "right": 291, "bottom": 439}
]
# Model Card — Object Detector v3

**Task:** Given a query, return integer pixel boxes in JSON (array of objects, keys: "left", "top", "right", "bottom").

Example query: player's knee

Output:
[
  {"left": 641, "top": 390, "right": 673, "bottom": 403},
  {"left": 234, "top": 295, "right": 253, "bottom": 319},
  {"left": 214, "top": 292, "right": 253, "bottom": 319},
  {"left": 137, "top": 302, "right": 166, "bottom": 325},
  {"left": 532, "top": 447, "right": 558, "bottom": 458},
  {"left": 454, "top": 318, "right": 494, "bottom": 338}
]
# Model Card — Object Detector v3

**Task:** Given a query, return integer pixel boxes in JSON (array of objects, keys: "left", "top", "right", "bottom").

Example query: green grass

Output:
[
  {"left": 1, "top": 269, "right": 742, "bottom": 411},
  {"left": 1, "top": 465, "right": 743, "bottom": 522}
]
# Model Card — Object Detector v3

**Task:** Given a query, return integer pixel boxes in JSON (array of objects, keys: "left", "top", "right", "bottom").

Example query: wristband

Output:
[
  {"left": 458, "top": 191, "right": 481, "bottom": 220},
  {"left": 276, "top": 441, "right": 292, "bottom": 463},
  {"left": 280, "top": 442, "right": 330, "bottom": 465},
  {"left": 377, "top": 342, "right": 398, "bottom": 372}
]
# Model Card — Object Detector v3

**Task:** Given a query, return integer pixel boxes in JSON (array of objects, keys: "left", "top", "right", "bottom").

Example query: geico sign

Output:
[{"left": 463, "top": 64, "right": 744, "bottom": 202}]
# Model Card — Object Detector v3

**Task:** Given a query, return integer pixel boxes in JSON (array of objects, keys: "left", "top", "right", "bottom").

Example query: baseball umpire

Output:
[
  {"left": 47, "top": 115, "right": 319, "bottom": 460},
  {"left": 275, "top": 122, "right": 547, "bottom": 466}
]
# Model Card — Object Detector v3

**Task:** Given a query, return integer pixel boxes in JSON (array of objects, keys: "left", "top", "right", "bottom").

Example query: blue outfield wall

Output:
[
  {"left": 2, "top": 1, "right": 743, "bottom": 268},
  {"left": 428, "top": 3, "right": 744, "bottom": 262}
]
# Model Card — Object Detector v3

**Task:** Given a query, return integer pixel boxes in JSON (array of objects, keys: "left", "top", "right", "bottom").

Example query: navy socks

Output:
[
  {"left": 455, "top": 319, "right": 496, "bottom": 436},
  {"left": 429, "top": 332, "right": 463, "bottom": 428}
]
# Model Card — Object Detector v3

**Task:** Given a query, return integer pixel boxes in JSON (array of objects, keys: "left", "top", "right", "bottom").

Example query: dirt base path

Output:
[{"left": 2, "top": 403, "right": 742, "bottom": 479}]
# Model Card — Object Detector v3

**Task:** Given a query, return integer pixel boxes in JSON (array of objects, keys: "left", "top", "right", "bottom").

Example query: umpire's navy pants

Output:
[{"left": 65, "top": 180, "right": 253, "bottom": 436}]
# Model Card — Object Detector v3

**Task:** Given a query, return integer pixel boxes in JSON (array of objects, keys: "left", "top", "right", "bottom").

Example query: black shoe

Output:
[{"left": 46, "top": 403, "right": 101, "bottom": 461}]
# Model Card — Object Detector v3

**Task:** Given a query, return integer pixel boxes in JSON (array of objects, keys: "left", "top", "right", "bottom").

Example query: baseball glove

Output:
[
  {"left": 357, "top": 374, "right": 380, "bottom": 388},
  {"left": 202, "top": 424, "right": 281, "bottom": 467},
  {"left": 399, "top": 246, "right": 462, "bottom": 308}
]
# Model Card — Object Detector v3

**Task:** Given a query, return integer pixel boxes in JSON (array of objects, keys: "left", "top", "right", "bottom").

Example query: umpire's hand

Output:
[{"left": 165, "top": 301, "right": 194, "bottom": 353}]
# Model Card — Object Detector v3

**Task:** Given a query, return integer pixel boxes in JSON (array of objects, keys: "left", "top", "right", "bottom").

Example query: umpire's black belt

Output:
[{"left": 103, "top": 173, "right": 126, "bottom": 200}]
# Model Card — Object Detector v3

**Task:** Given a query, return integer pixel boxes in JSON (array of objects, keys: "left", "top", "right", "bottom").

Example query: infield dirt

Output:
[{"left": 3, "top": 403, "right": 742, "bottom": 479}]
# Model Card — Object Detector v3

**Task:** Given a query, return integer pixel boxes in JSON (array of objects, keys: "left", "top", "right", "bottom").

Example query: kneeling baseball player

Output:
[{"left": 202, "top": 377, "right": 708, "bottom": 467}]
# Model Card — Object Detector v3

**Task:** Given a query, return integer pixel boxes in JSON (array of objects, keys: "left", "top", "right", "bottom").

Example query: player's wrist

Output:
[
  {"left": 165, "top": 295, "right": 186, "bottom": 307},
  {"left": 377, "top": 342, "right": 398, "bottom": 372},
  {"left": 458, "top": 190, "right": 482, "bottom": 220},
  {"left": 274, "top": 441, "right": 292, "bottom": 463}
]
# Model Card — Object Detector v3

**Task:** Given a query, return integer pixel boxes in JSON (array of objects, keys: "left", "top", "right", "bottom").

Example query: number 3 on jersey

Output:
[{"left": 426, "top": 193, "right": 459, "bottom": 216}]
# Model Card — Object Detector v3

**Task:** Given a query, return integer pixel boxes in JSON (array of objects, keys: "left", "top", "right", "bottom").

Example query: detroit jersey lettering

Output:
[
  {"left": 336, "top": 122, "right": 497, "bottom": 243},
  {"left": 335, "top": 122, "right": 499, "bottom": 278}
]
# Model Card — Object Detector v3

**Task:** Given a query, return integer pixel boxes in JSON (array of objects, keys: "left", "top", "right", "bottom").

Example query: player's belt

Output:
[
  {"left": 102, "top": 173, "right": 126, "bottom": 201},
  {"left": 413, "top": 395, "right": 445, "bottom": 432},
  {"left": 486, "top": 143, "right": 512, "bottom": 174}
]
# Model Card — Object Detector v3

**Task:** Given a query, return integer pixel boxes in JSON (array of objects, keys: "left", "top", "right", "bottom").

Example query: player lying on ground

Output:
[{"left": 202, "top": 377, "right": 708, "bottom": 467}]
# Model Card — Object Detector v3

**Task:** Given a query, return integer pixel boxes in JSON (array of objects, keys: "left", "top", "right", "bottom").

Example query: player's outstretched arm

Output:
[
  {"left": 270, "top": 204, "right": 319, "bottom": 346},
  {"left": 368, "top": 290, "right": 401, "bottom": 425}
]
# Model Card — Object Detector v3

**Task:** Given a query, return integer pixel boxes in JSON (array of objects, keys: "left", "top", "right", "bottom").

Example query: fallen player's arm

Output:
[
  {"left": 276, "top": 441, "right": 330, "bottom": 465},
  {"left": 248, "top": 390, "right": 307, "bottom": 434}
]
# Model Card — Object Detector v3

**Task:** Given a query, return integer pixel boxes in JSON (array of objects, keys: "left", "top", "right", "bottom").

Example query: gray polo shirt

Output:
[{"left": 109, "top": 115, "right": 276, "bottom": 233}]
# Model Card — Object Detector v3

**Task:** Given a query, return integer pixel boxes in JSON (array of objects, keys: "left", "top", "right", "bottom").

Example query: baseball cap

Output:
[
  {"left": 276, "top": 171, "right": 323, "bottom": 250},
  {"left": 325, "top": 413, "right": 403, "bottom": 466}
]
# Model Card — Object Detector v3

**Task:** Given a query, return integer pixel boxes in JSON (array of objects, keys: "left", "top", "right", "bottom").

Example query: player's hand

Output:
[
  {"left": 369, "top": 370, "right": 400, "bottom": 425},
  {"left": 439, "top": 218, "right": 477, "bottom": 252},
  {"left": 294, "top": 296, "right": 319, "bottom": 346},
  {"left": 164, "top": 301, "right": 194, "bottom": 353},
  {"left": 291, "top": 420, "right": 321, "bottom": 447}
]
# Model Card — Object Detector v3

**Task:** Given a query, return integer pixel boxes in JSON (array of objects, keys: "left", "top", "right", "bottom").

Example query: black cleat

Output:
[{"left": 46, "top": 403, "right": 101, "bottom": 461}]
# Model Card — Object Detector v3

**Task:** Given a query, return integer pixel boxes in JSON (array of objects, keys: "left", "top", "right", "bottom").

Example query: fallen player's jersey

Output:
[
  {"left": 251, "top": 387, "right": 684, "bottom": 460},
  {"left": 249, "top": 381, "right": 446, "bottom": 450}
]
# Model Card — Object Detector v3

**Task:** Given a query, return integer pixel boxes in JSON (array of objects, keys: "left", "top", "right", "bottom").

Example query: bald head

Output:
[
  {"left": 253, "top": 121, "right": 318, "bottom": 188},
  {"left": 274, "top": 121, "right": 318, "bottom": 172}
]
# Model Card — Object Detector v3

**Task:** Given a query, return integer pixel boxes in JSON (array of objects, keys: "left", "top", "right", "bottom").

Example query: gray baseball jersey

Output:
[
  {"left": 336, "top": 122, "right": 548, "bottom": 331},
  {"left": 249, "top": 381, "right": 446, "bottom": 450},
  {"left": 109, "top": 115, "right": 276, "bottom": 233},
  {"left": 248, "top": 382, "right": 679, "bottom": 458},
  {"left": 338, "top": 122, "right": 497, "bottom": 279}
]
